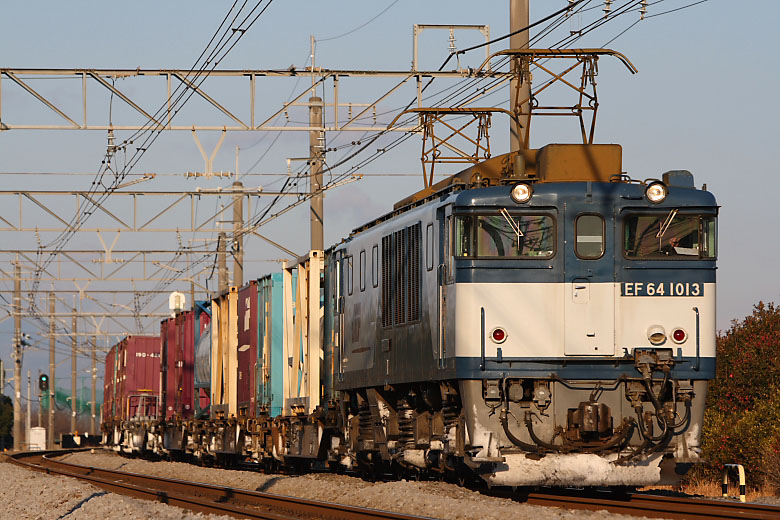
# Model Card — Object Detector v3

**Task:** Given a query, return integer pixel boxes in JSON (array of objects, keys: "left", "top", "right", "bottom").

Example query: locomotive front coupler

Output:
[{"left": 633, "top": 348, "right": 675, "bottom": 380}]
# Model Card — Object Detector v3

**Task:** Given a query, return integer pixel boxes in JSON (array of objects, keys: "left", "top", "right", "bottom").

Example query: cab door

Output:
[
  {"left": 332, "top": 250, "right": 345, "bottom": 379},
  {"left": 563, "top": 209, "right": 615, "bottom": 355},
  {"left": 436, "top": 204, "right": 454, "bottom": 367}
]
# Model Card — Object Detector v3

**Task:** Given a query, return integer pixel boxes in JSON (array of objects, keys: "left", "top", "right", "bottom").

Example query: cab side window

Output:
[{"left": 575, "top": 214, "right": 605, "bottom": 259}]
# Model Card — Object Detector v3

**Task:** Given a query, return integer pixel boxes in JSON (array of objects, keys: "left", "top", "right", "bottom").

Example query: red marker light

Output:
[
  {"left": 672, "top": 328, "right": 687, "bottom": 343},
  {"left": 491, "top": 328, "right": 506, "bottom": 343}
]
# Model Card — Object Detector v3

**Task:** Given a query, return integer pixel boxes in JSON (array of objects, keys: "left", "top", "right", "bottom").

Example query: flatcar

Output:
[{"left": 103, "top": 143, "right": 717, "bottom": 487}]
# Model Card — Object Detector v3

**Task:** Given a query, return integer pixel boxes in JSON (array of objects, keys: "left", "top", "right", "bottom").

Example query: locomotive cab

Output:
[{"left": 440, "top": 145, "right": 717, "bottom": 485}]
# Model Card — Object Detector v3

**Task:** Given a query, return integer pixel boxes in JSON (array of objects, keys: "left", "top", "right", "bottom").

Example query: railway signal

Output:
[{"left": 38, "top": 374, "right": 49, "bottom": 392}]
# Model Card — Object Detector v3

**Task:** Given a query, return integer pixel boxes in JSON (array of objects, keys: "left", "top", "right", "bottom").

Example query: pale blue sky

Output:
[{"left": 1, "top": 0, "right": 778, "bottom": 389}]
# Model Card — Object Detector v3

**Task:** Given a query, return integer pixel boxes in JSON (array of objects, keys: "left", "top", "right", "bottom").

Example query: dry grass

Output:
[{"left": 643, "top": 476, "right": 779, "bottom": 501}]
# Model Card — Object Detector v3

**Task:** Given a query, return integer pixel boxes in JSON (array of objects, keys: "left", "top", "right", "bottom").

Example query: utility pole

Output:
[
  {"left": 91, "top": 334, "right": 96, "bottom": 436},
  {"left": 48, "top": 292, "right": 55, "bottom": 448},
  {"left": 232, "top": 181, "right": 244, "bottom": 287},
  {"left": 309, "top": 35, "right": 324, "bottom": 252},
  {"left": 71, "top": 309, "right": 77, "bottom": 434},
  {"left": 37, "top": 370, "right": 42, "bottom": 428},
  {"left": 510, "top": 0, "right": 531, "bottom": 155},
  {"left": 26, "top": 370, "right": 31, "bottom": 446},
  {"left": 217, "top": 232, "right": 228, "bottom": 293},
  {"left": 13, "top": 260, "right": 22, "bottom": 451}
]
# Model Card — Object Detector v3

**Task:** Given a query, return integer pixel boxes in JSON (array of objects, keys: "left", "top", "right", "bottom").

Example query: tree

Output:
[
  {"left": 0, "top": 394, "right": 13, "bottom": 450},
  {"left": 700, "top": 302, "right": 780, "bottom": 485}
]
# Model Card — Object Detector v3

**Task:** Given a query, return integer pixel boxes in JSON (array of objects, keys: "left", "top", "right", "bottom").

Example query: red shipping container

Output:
[
  {"left": 114, "top": 335, "right": 161, "bottom": 421},
  {"left": 237, "top": 282, "right": 258, "bottom": 417},
  {"left": 161, "top": 310, "right": 196, "bottom": 420}
]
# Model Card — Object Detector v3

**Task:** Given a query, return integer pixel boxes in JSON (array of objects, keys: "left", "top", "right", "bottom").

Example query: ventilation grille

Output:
[{"left": 381, "top": 222, "right": 421, "bottom": 327}]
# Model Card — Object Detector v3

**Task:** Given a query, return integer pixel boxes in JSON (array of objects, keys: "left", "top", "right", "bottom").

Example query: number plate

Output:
[{"left": 620, "top": 282, "right": 703, "bottom": 297}]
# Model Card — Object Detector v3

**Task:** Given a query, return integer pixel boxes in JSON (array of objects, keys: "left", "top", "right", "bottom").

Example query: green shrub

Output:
[{"left": 698, "top": 302, "right": 780, "bottom": 486}]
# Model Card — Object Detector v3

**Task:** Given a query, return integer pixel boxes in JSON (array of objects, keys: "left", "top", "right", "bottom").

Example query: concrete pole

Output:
[
  {"left": 232, "top": 182, "right": 244, "bottom": 287},
  {"left": 217, "top": 232, "right": 228, "bottom": 293},
  {"left": 26, "top": 370, "right": 31, "bottom": 445},
  {"left": 13, "top": 261, "right": 22, "bottom": 451},
  {"left": 510, "top": 0, "right": 531, "bottom": 153},
  {"left": 91, "top": 334, "right": 97, "bottom": 436},
  {"left": 71, "top": 310, "right": 77, "bottom": 434},
  {"left": 309, "top": 97, "right": 324, "bottom": 251},
  {"left": 37, "top": 372, "right": 42, "bottom": 428},
  {"left": 48, "top": 292, "right": 55, "bottom": 449}
]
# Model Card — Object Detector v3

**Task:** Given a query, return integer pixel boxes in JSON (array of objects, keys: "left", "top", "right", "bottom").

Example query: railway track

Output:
[
  {"left": 5, "top": 449, "right": 434, "bottom": 520},
  {"left": 6, "top": 449, "right": 780, "bottom": 519},
  {"left": 510, "top": 487, "right": 780, "bottom": 519}
]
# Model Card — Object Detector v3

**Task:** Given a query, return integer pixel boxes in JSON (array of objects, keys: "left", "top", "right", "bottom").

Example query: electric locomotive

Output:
[
  {"left": 329, "top": 143, "right": 716, "bottom": 486},
  {"left": 102, "top": 143, "right": 717, "bottom": 488}
]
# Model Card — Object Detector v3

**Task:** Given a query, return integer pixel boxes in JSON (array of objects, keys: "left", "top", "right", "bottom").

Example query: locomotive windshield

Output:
[
  {"left": 455, "top": 214, "right": 555, "bottom": 258},
  {"left": 624, "top": 212, "right": 716, "bottom": 259}
]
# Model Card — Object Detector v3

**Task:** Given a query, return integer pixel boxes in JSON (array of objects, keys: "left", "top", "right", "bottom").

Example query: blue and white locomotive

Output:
[
  {"left": 329, "top": 142, "right": 716, "bottom": 486},
  {"left": 104, "top": 141, "right": 717, "bottom": 489}
]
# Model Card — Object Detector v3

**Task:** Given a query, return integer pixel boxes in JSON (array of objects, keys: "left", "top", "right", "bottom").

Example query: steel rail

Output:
[
  {"left": 8, "top": 449, "right": 780, "bottom": 519},
  {"left": 513, "top": 487, "right": 780, "bottom": 519},
  {"left": 6, "top": 450, "right": 434, "bottom": 520}
]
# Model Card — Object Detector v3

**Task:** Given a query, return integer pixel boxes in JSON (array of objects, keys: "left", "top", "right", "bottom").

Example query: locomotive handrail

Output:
[
  {"left": 480, "top": 307, "right": 486, "bottom": 371},
  {"left": 693, "top": 307, "right": 701, "bottom": 371}
]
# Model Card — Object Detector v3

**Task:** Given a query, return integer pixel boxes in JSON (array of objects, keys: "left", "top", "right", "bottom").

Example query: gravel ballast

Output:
[
  {"left": 0, "top": 456, "right": 231, "bottom": 519},
  {"left": 48, "top": 450, "right": 647, "bottom": 519}
]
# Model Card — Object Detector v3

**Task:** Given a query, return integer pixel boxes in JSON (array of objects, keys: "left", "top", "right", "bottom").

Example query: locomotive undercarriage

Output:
[
  {"left": 462, "top": 351, "right": 705, "bottom": 486},
  {"left": 334, "top": 381, "right": 466, "bottom": 479},
  {"left": 105, "top": 353, "right": 703, "bottom": 487},
  {"left": 328, "top": 351, "right": 704, "bottom": 485}
]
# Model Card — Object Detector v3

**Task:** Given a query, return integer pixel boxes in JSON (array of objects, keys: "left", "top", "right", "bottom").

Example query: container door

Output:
[
  {"left": 564, "top": 210, "right": 615, "bottom": 355},
  {"left": 237, "top": 285, "right": 254, "bottom": 416},
  {"left": 256, "top": 281, "right": 268, "bottom": 411}
]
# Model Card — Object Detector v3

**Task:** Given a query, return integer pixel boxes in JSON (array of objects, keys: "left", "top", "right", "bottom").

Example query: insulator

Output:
[
  {"left": 640, "top": 0, "right": 648, "bottom": 20},
  {"left": 448, "top": 28, "right": 456, "bottom": 55},
  {"left": 603, "top": 0, "right": 612, "bottom": 17}
]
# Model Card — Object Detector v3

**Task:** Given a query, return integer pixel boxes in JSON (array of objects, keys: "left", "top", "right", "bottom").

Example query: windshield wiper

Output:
[
  {"left": 500, "top": 207, "right": 523, "bottom": 242},
  {"left": 656, "top": 209, "right": 678, "bottom": 239}
]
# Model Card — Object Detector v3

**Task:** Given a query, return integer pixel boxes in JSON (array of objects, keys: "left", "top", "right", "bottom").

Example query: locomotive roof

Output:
[
  {"left": 453, "top": 180, "right": 717, "bottom": 209},
  {"left": 348, "top": 143, "right": 716, "bottom": 239}
]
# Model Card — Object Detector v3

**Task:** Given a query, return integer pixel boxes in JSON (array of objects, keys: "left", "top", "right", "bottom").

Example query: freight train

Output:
[{"left": 102, "top": 142, "right": 717, "bottom": 487}]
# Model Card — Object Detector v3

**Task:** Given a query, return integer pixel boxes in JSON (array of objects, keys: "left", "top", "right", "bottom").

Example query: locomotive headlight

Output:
[
  {"left": 510, "top": 183, "right": 532, "bottom": 203},
  {"left": 647, "top": 325, "right": 667, "bottom": 345},
  {"left": 645, "top": 182, "right": 668, "bottom": 204}
]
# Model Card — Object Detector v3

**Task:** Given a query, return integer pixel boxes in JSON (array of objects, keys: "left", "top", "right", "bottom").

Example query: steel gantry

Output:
[
  {"left": 0, "top": 67, "right": 510, "bottom": 132},
  {"left": 0, "top": 187, "right": 297, "bottom": 233},
  {"left": 0, "top": 27, "right": 520, "bottom": 444}
]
